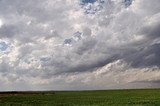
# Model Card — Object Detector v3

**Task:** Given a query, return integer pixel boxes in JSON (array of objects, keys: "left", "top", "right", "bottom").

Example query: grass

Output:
[{"left": 0, "top": 89, "right": 160, "bottom": 106}]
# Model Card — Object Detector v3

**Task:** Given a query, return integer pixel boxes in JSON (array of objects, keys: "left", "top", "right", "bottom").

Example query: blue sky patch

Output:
[
  {"left": 0, "top": 42, "right": 8, "bottom": 51},
  {"left": 81, "top": 0, "right": 97, "bottom": 4}
]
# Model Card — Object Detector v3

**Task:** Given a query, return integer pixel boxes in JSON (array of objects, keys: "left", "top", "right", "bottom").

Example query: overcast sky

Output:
[{"left": 0, "top": 0, "right": 160, "bottom": 91}]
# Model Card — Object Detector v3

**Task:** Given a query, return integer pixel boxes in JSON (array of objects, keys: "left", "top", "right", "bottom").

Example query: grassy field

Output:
[{"left": 0, "top": 89, "right": 160, "bottom": 106}]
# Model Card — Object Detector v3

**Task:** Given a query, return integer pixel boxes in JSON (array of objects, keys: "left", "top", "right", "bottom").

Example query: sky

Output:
[{"left": 0, "top": 0, "right": 160, "bottom": 91}]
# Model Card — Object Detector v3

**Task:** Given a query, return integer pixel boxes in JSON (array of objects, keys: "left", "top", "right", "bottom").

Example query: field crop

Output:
[{"left": 0, "top": 89, "right": 160, "bottom": 106}]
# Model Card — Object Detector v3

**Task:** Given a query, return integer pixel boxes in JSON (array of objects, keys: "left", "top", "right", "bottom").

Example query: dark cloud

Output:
[
  {"left": 123, "top": 43, "right": 160, "bottom": 68},
  {"left": 141, "top": 23, "right": 160, "bottom": 40},
  {"left": 58, "top": 54, "right": 119, "bottom": 74},
  {"left": 120, "top": 19, "right": 160, "bottom": 68}
]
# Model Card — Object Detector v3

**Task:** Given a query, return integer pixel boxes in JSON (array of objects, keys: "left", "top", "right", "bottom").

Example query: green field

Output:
[{"left": 0, "top": 89, "right": 160, "bottom": 106}]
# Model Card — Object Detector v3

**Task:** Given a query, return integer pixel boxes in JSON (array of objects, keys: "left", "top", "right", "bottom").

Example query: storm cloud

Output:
[{"left": 0, "top": 0, "right": 160, "bottom": 90}]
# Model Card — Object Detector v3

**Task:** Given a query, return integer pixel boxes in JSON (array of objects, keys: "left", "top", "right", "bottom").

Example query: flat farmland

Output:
[{"left": 0, "top": 89, "right": 160, "bottom": 106}]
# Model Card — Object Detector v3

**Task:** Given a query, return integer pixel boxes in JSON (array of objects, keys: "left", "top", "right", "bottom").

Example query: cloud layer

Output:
[{"left": 0, "top": 0, "right": 160, "bottom": 91}]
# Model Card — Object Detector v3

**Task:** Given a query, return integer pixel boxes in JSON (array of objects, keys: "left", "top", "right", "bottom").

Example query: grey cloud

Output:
[
  {"left": 123, "top": 43, "right": 160, "bottom": 68},
  {"left": 0, "top": 0, "right": 160, "bottom": 90},
  {"left": 140, "top": 22, "right": 160, "bottom": 40},
  {"left": 56, "top": 54, "right": 119, "bottom": 75},
  {"left": 75, "top": 38, "right": 97, "bottom": 55},
  {"left": 0, "top": 61, "right": 10, "bottom": 73},
  {"left": 135, "top": 80, "right": 160, "bottom": 84},
  {"left": 0, "top": 25, "right": 19, "bottom": 38},
  {"left": 135, "top": 0, "right": 160, "bottom": 16}
]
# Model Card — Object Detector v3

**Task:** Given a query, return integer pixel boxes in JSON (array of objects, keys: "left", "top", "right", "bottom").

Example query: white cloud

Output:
[{"left": 0, "top": 19, "right": 3, "bottom": 28}]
